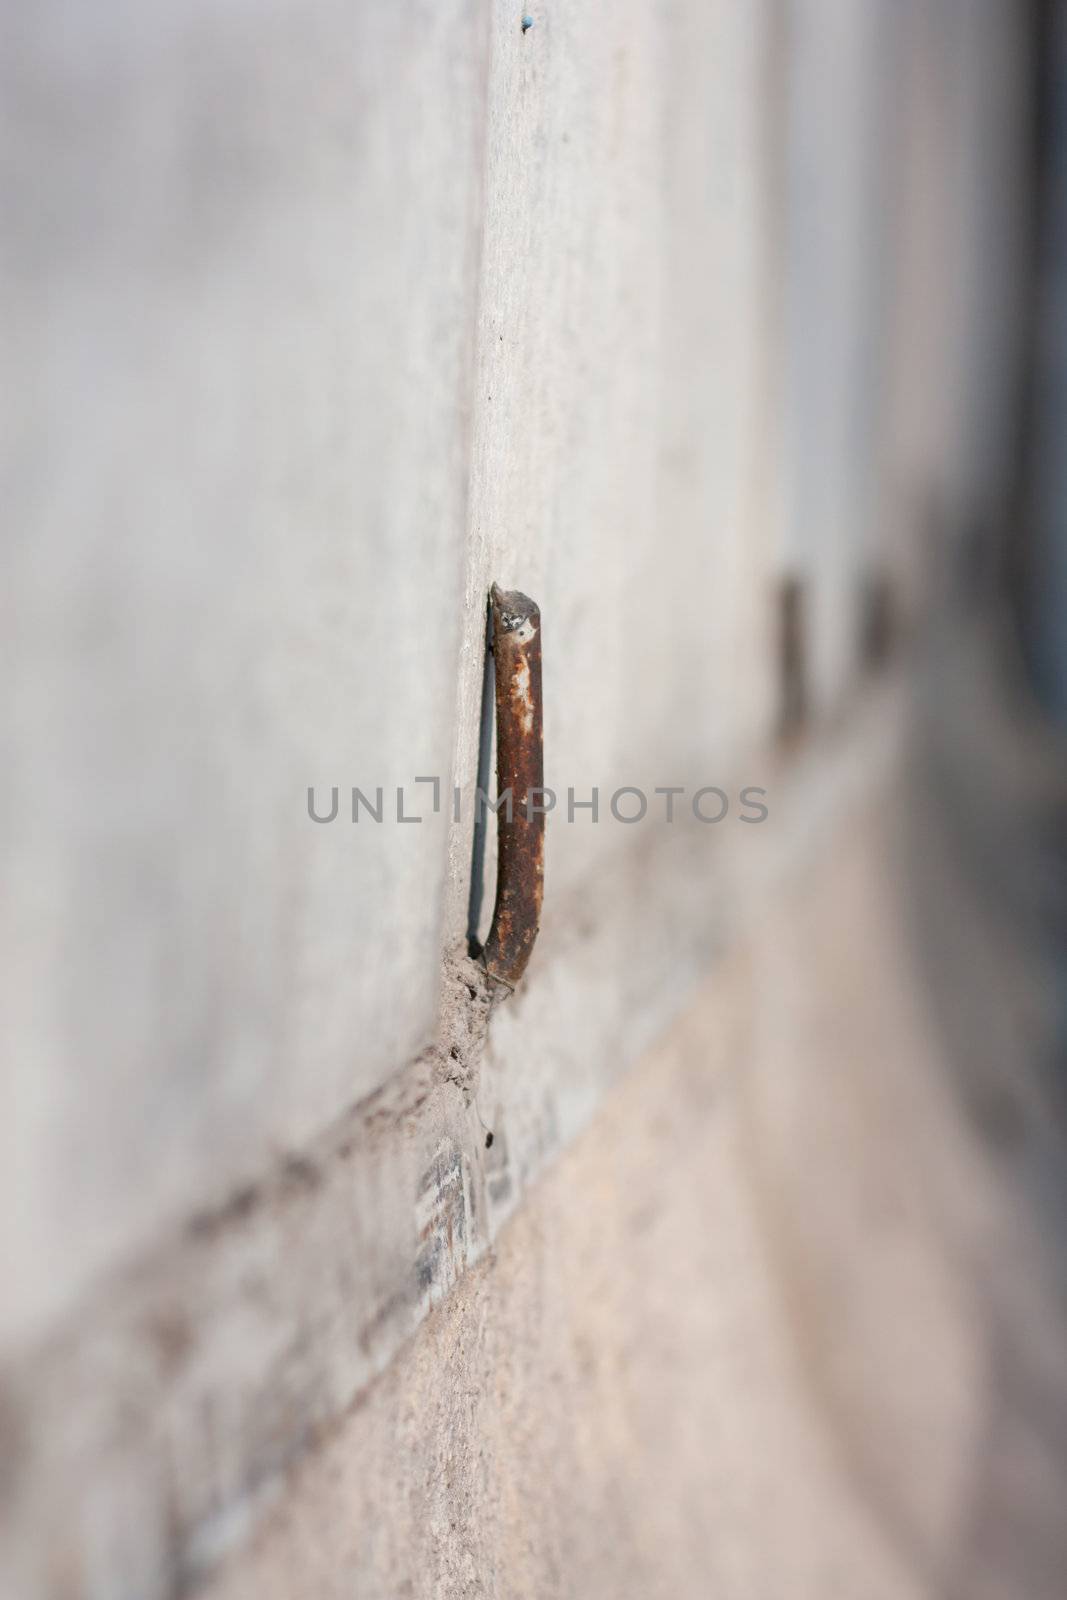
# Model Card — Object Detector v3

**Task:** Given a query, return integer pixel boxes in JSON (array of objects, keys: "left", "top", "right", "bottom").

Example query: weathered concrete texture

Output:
[
  {"left": 0, "top": 0, "right": 779, "bottom": 1351},
  {"left": 445, "top": 0, "right": 777, "bottom": 949},
  {"left": 205, "top": 792, "right": 1067, "bottom": 1600},
  {"left": 0, "top": 0, "right": 490, "bottom": 1348},
  {"left": 1, "top": 0, "right": 1042, "bottom": 1591},
  {"left": 1, "top": 0, "right": 1023, "bottom": 1364},
  {"left": 2, "top": 692, "right": 900, "bottom": 1600}
]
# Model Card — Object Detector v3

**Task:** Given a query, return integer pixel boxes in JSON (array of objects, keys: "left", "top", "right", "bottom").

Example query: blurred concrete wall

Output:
[{"left": 0, "top": 2, "right": 1044, "bottom": 1597}]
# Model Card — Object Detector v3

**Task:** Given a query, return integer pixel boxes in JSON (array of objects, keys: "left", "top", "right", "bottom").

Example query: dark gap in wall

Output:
[{"left": 859, "top": 567, "right": 894, "bottom": 672}]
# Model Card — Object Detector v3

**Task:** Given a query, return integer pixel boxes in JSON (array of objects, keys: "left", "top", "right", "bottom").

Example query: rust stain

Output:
[{"left": 482, "top": 583, "right": 544, "bottom": 994}]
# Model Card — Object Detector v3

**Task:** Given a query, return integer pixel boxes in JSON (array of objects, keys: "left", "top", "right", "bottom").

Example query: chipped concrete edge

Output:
[{"left": 0, "top": 684, "right": 904, "bottom": 1600}]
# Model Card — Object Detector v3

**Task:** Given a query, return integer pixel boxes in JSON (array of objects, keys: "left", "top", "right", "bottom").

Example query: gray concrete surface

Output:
[
  {"left": 1, "top": 1, "right": 1050, "bottom": 1596},
  {"left": 2, "top": 0, "right": 489, "bottom": 1346},
  {"left": 1, "top": 0, "right": 1021, "bottom": 1347}
]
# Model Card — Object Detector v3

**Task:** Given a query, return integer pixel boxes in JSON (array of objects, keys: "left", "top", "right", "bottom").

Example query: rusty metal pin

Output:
[{"left": 481, "top": 583, "right": 544, "bottom": 994}]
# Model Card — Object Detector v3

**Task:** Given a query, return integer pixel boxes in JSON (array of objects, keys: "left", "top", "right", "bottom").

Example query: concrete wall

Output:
[
  {"left": 0, "top": 2, "right": 1039, "bottom": 1596},
  {"left": 3, "top": 0, "right": 489, "bottom": 1346}
]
